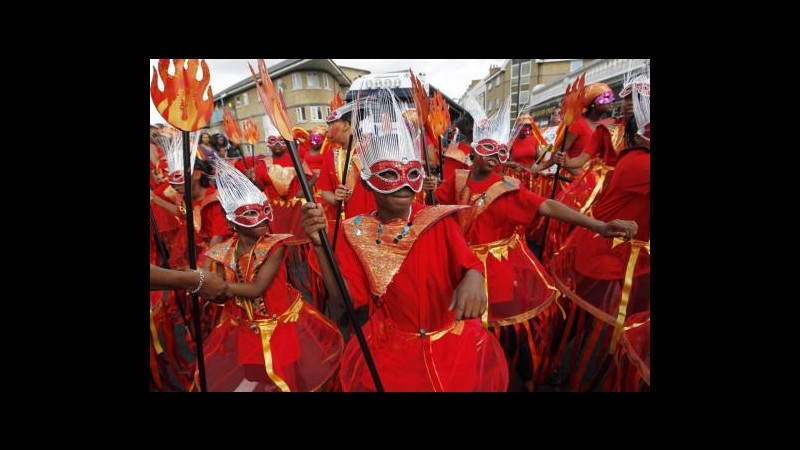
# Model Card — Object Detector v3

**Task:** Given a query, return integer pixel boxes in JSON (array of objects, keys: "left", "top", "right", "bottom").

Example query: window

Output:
[
  {"left": 495, "top": 77, "right": 500, "bottom": 87},
  {"left": 296, "top": 107, "right": 306, "bottom": 122},
  {"left": 495, "top": 98, "right": 499, "bottom": 108},
  {"left": 325, "top": 106, "right": 331, "bottom": 117},
  {"left": 520, "top": 61, "right": 531, "bottom": 78},
  {"left": 292, "top": 73, "right": 302, "bottom": 89},
  {"left": 570, "top": 60, "right": 584, "bottom": 72},
  {"left": 487, "top": 82, "right": 492, "bottom": 92},
  {"left": 235, "top": 93, "right": 249, "bottom": 107},
  {"left": 519, "top": 91, "right": 530, "bottom": 105},
  {"left": 310, "top": 106, "right": 324, "bottom": 122},
  {"left": 512, "top": 63, "right": 519, "bottom": 79},
  {"left": 307, "top": 72, "right": 320, "bottom": 88},
  {"left": 323, "top": 74, "right": 331, "bottom": 90}
]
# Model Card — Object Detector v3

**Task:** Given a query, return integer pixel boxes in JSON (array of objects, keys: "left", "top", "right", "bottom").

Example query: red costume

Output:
[
  {"left": 316, "top": 149, "right": 377, "bottom": 231},
  {"left": 610, "top": 310, "right": 650, "bottom": 392},
  {"left": 330, "top": 204, "right": 509, "bottom": 391},
  {"left": 202, "top": 233, "right": 343, "bottom": 391},
  {"left": 436, "top": 170, "right": 561, "bottom": 388},
  {"left": 441, "top": 141, "right": 472, "bottom": 184},
  {"left": 548, "top": 146, "right": 650, "bottom": 391}
]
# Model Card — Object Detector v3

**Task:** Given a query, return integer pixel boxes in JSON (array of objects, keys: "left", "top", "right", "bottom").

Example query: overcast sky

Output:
[{"left": 149, "top": 59, "right": 506, "bottom": 125}]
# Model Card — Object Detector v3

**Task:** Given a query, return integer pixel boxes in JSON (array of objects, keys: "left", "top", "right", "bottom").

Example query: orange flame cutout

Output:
[
  {"left": 553, "top": 73, "right": 586, "bottom": 149},
  {"left": 223, "top": 109, "right": 243, "bottom": 144},
  {"left": 329, "top": 92, "right": 344, "bottom": 111},
  {"left": 248, "top": 59, "right": 293, "bottom": 141},
  {"left": 409, "top": 69, "right": 430, "bottom": 130},
  {"left": 150, "top": 59, "right": 214, "bottom": 131},
  {"left": 243, "top": 118, "right": 260, "bottom": 145},
  {"left": 428, "top": 90, "right": 450, "bottom": 139},
  {"left": 292, "top": 126, "right": 310, "bottom": 143}
]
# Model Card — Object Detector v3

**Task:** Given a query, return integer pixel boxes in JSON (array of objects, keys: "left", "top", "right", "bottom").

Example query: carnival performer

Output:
[
  {"left": 199, "top": 158, "right": 343, "bottom": 392},
  {"left": 303, "top": 89, "right": 509, "bottom": 392},
  {"left": 436, "top": 95, "right": 637, "bottom": 391},
  {"left": 540, "top": 82, "right": 617, "bottom": 265},
  {"left": 316, "top": 102, "right": 377, "bottom": 233},
  {"left": 547, "top": 66, "right": 650, "bottom": 391}
]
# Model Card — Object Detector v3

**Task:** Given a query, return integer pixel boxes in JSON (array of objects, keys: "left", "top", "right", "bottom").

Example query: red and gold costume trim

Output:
[{"left": 343, "top": 205, "right": 469, "bottom": 297}]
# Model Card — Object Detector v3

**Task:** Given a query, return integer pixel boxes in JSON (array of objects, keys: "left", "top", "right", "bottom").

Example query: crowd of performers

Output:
[{"left": 149, "top": 65, "right": 650, "bottom": 392}]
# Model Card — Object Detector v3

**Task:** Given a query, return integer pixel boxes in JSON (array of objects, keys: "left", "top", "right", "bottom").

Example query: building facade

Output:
[
  {"left": 462, "top": 59, "right": 594, "bottom": 129},
  {"left": 208, "top": 59, "right": 370, "bottom": 155}
]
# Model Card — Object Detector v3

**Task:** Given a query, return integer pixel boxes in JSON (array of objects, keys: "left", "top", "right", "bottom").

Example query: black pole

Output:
[
  {"left": 284, "top": 138, "right": 384, "bottom": 392},
  {"left": 437, "top": 135, "right": 444, "bottom": 179},
  {"left": 182, "top": 130, "right": 207, "bottom": 392},
  {"left": 535, "top": 135, "right": 569, "bottom": 260},
  {"left": 332, "top": 134, "right": 354, "bottom": 252}
]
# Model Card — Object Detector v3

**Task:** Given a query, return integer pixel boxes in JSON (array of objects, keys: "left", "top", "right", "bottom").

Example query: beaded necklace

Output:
[{"left": 374, "top": 207, "right": 413, "bottom": 245}]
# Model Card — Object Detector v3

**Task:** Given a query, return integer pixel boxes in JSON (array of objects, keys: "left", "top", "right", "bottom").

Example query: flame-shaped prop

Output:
[
  {"left": 409, "top": 70, "right": 430, "bottom": 131},
  {"left": 150, "top": 59, "right": 214, "bottom": 131},
  {"left": 329, "top": 92, "right": 344, "bottom": 111},
  {"left": 243, "top": 118, "right": 260, "bottom": 145},
  {"left": 553, "top": 73, "right": 586, "bottom": 150},
  {"left": 537, "top": 73, "right": 586, "bottom": 261},
  {"left": 428, "top": 90, "right": 451, "bottom": 146},
  {"left": 223, "top": 108, "right": 243, "bottom": 145},
  {"left": 150, "top": 58, "right": 214, "bottom": 392},
  {"left": 292, "top": 126, "right": 310, "bottom": 143},
  {"left": 248, "top": 59, "right": 293, "bottom": 141},
  {"left": 409, "top": 69, "right": 435, "bottom": 204}
]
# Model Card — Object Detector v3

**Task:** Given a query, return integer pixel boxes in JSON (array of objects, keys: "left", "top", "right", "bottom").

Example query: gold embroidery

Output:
[
  {"left": 454, "top": 171, "right": 520, "bottom": 234},
  {"left": 343, "top": 205, "right": 469, "bottom": 297},
  {"left": 267, "top": 165, "right": 297, "bottom": 197}
]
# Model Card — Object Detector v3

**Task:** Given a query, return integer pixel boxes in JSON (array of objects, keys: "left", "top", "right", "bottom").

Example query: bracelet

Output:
[{"left": 189, "top": 269, "right": 205, "bottom": 294}]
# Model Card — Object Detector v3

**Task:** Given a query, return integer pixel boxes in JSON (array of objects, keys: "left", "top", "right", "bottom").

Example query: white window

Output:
[
  {"left": 570, "top": 60, "right": 584, "bottom": 72},
  {"left": 486, "top": 82, "right": 492, "bottom": 92},
  {"left": 495, "top": 77, "right": 500, "bottom": 87},
  {"left": 325, "top": 106, "right": 331, "bottom": 117},
  {"left": 296, "top": 107, "right": 306, "bottom": 122},
  {"left": 235, "top": 92, "right": 249, "bottom": 107},
  {"left": 292, "top": 73, "right": 302, "bottom": 90},
  {"left": 307, "top": 72, "right": 321, "bottom": 88},
  {"left": 310, "top": 106, "right": 324, "bottom": 122},
  {"left": 521, "top": 61, "right": 531, "bottom": 78},
  {"left": 323, "top": 74, "right": 331, "bottom": 90},
  {"left": 519, "top": 90, "right": 530, "bottom": 105}
]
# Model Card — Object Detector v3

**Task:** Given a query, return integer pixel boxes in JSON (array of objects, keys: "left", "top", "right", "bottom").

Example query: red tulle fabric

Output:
[
  {"left": 611, "top": 310, "right": 650, "bottom": 391},
  {"left": 200, "top": 235, "right": 343, "bottom": 392}
]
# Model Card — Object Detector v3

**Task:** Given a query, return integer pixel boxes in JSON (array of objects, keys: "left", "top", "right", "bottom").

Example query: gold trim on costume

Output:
[
  {"left": 150, "top": 307, "right": 164, "bottom": 354},
  {"left": 454, "top": 170, "right": 520, "bottom": 235},
  {"left": 343, "top": 205, "right": 469, "bottom": 297},
  {"left": 608, "top": 237, "right": 650, "bottom": 354}
]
